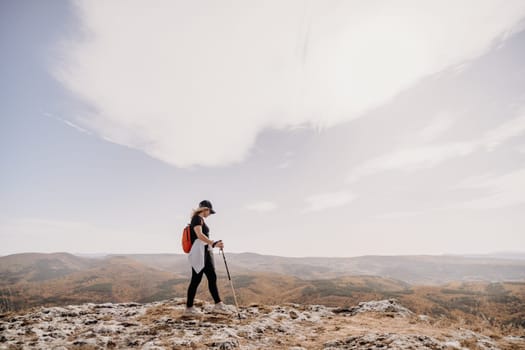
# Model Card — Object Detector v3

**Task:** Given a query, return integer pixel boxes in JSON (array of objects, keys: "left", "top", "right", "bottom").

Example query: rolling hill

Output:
[{"left": 118, "top": 252, "right": 525, "bottom": 284}]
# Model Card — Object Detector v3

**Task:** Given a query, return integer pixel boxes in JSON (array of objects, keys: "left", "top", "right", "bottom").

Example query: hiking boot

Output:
[
  {"left": 184, "top": 307, "right": 203, "bottom": 316},
  {"left": 212, "top": 302, "right": 232, "bottom": 315}
]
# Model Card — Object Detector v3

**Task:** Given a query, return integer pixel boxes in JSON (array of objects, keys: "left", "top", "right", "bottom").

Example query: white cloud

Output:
[
  {"left": 244, "top": 201, "right": 277, "bottom": 213},
  {"left": 51, "top": 0, "right": 525, "bottom": 168},
  {"left": 304, "top": 191, "right": 356, "bottom": 212},
  {"left": 455, "top": 168, "right": 525, "bottom": 209}
]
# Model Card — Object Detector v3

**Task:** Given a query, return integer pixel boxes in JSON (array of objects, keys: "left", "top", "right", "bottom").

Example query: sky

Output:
[{"left": 1, "top": 0, "right": 525, "bottom": 257}]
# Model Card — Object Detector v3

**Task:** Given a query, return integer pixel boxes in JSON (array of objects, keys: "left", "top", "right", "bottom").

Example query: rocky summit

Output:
[{"left": 0, "top": 298, "right": 523, "bottom": 349}]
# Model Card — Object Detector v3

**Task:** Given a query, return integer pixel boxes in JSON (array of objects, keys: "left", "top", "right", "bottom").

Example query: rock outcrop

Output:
[
  {"left": 332, "top": 299, "right": 413, "bottom": 317},
  {"left": 0, "top": 298, "right": 523, "bottom": 349}
]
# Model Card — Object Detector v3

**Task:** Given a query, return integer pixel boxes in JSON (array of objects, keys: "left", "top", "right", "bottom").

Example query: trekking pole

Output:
[{"left": 220, "top": 248, "right": 241, "bottom": 320}]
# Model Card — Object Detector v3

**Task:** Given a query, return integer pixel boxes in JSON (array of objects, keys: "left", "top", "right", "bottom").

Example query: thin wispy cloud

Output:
[
  {"left": 483, "top": 113, "right": 525, "bottom": 151},
  {"left": 455, "top": 168, "right": 525, "bottom": 209},
  {"left": 44, "top": 113, "right": 92, "bottom": 135},
  {"left": 374, "top": 210, "right": 430, "bottom": 220},
  {"left": 347, "top": 142, "right": 477, "bottom": 183},
  {"left": 277, "top": 161, "right": 291, "bottom": 169},
  {"left": 417, "top": 112, "right": 456, "bottom": 142},
  {"left": 277, "top": 151, "right": 295, "bottom": 169},
  {"left": 304, "top": 191, "right": 356, "bottom": 212},
  {"left": 347, "top": 110, "right": 525, "bottom": 183},
  {"left": 52, "top": 0, "right": 525, "bottom": 168},
  {"left": 245, "top": 201, "right": 278, "bottom": 213}
]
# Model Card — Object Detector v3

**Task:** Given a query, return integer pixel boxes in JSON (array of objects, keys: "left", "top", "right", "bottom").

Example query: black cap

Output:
[{"left": 199, "top": 200, "right": 216, "bottom": 214}]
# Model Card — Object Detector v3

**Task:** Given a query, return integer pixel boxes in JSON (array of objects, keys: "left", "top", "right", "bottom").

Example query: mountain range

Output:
[{"left": 115, "top": 251, "right": 525, "bottom": 283}]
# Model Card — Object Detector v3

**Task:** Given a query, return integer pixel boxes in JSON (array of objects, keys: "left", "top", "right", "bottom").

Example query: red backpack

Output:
[
  {"left": 181, "top": 224, "right": 192, "bottom": 253},
  {"left": 181, "top": 217, "right": 203, "bottom": 253}
]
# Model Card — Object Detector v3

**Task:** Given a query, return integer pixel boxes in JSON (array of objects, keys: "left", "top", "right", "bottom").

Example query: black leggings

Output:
[{"left": 186, "top": 251, "right": 221, "bottom": 307}]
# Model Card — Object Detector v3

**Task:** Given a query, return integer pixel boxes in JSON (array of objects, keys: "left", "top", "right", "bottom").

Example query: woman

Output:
[{"left": 185, "top": 200, "right": 230, "bottom": 315}]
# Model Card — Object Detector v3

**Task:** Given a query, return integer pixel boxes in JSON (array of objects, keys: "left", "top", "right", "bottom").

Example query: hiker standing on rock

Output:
[{"left": 185, "top": 200, "right": 230, "bottom": 315}]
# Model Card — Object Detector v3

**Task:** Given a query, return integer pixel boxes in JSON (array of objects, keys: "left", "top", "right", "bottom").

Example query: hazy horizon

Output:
[
  {"left": 2, "top": 1, "right": 525, "bottom": 257},
  {"left": 2, "top": 250, "right": 525, "bottom": 260}
]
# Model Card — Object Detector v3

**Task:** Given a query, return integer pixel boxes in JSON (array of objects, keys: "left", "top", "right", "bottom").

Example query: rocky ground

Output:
[{"left": 1, "top": 298, "right": 524, "bottom": 349}]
